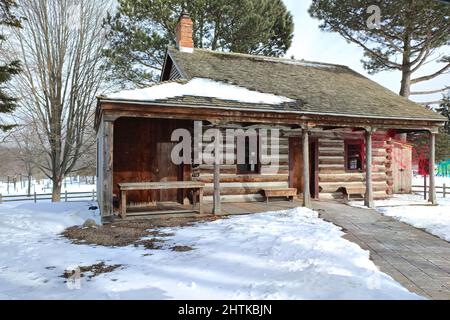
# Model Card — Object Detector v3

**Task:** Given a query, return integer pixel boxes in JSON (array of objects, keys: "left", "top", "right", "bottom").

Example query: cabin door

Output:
[
  {"left": 392, "top": 143, "right": 412, "bottom": 194},
  {"left": 155, "top": 142, "right": 180, "bottom": 202},
  {"left": 289, "top": 137, "right": 303, "bottom": 195}
]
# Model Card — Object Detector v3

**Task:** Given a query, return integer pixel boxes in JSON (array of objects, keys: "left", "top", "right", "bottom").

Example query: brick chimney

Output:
[{"left": 176, "top": 11, "right": 194, "bottom": 53}]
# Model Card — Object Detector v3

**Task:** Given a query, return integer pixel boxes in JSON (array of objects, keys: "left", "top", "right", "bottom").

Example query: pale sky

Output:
[{"left": 282, "top": 0, "right": 450, "bottom": 105}]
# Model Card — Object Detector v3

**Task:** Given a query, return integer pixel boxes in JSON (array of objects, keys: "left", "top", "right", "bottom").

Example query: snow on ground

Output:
[
  {"left": 372, "top": 194, "right": 450, "bottom": 243},
  {"left": 349, "top": 174, "right": 450, "bottom": 243},
  {"left": 0, "top": 202, "right": 419, "bottom": 300},
  {"left": 105, "top": 78, "right": 295, "bottom": 105}
]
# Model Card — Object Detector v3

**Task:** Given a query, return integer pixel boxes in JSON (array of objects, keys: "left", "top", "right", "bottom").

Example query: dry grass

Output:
[{"left": 62, "top": 215, "right": 222, "bottom": 249}]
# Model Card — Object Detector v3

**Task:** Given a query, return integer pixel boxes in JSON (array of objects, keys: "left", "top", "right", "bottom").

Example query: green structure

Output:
[{"left": 437, "top": 159, "right": 450, "bottom": 177}]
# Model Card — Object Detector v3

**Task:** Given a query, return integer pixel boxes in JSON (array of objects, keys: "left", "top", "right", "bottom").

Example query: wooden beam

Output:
[
  {"left": 302, "top": 128, "right": 311, "bottom": 207},
  {"left": 213, "top": 129, "right": 221, "bottom": 214},
  {"left": 98, "top": 103, "right": 444, "bottom": 132},
  {"left": 429, "top": 132, "right": 437, "bottom": 205},
  {"left": 364, "top": 128, "right": 374, "bottom": 208},
  {"left": 102, "top": 120, "right": 114, "bottom": 218}
]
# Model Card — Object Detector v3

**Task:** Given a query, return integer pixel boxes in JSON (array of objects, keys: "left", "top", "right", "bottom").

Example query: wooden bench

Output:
[
  {"left": 118, "top": 181, "right": 205, "bottom": 218},
  {"left": 342, "top": 187, "right": 366, "bottom": 201},
  {"left": 263, "top": 188, "right": 298, "bottom": 203}
]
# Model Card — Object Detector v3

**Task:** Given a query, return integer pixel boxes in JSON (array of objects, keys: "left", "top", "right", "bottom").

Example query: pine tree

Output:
[
  {"left": 103, "top": 0, "right": 294, "bottom": 87},
  {"left": 0, "top": 0, "right": 21, "bottom": 132},
  {"left": 436, "top": 96, "right": 450, "bottom": 134},
  {"left": 436, "top": 96, "right": 450, "bottom": 161},
  {"left": 309, "top": 0, "right": 450, "bottom": 103}
]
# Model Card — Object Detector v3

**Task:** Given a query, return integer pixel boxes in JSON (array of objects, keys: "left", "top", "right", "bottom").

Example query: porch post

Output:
[
  {"left": 429, "top": 131, "right": 437, "bottom": 205},
  {"left": 302, "top": 128, "right": 311, "bottom": 207},
  {"left": 213, "top": 128, "right": 221, "bottom": 214},
  {"left": 364, "top": 128, "right": 374, "bottom": 208},
  {"left": 102, "top": 120, "right": 114, "bottom": 218}
]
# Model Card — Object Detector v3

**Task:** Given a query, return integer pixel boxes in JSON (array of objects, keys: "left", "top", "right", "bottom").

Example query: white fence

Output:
[{"left": 0, "top": 190, "right": 96, "bottom": 203}]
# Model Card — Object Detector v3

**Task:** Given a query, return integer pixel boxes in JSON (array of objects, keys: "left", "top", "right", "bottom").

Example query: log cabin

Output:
[{"left": 95, "top": 12, "right": 446, "bottom": 220}]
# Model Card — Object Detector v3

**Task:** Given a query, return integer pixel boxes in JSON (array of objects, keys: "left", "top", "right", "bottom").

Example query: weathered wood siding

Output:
[
  {"left": 112, "top": 117, "right": 191, "bottom": 207},
  {"left": 96, "top": 119, "right": 104, "bottom": 210}
]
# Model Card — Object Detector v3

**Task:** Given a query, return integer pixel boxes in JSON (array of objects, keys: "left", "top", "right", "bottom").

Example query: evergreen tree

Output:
[
  {"left": 436, "top": 96, "right": 450, "bottom": 134},
  {"left": 309, "top": 0, "right": 450, "bottom": 103},
  {"left": 436, "top": 96, "right": 450, "bottom": 161},
  {"left": 409, "top": 97, "right": 450, "bottom": 163},
  {"left": 103, "top": 0, "right": 294, "bottom": 87},
  {"left": 0, "top": 0, "right": 21, "bottom": 132}
]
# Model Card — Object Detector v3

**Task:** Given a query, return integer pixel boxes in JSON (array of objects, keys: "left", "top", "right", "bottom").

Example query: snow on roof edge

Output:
[{"left": 104, "top": 78, "right": 295, "bottom": 105}]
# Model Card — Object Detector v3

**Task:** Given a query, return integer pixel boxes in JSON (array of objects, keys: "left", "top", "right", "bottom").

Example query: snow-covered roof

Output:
[{"left": 104, "top": 78, "right": 295, "bottom": 105}]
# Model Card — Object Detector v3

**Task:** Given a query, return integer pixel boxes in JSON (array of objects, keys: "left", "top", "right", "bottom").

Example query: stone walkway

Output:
[{"left": 313, "top": 201, "right": 450, "bottom": 300}]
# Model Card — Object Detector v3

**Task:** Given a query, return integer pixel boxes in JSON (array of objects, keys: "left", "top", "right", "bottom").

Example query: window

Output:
[
  {"left": 345, "top": 140, "right": 364, "bottom": 171},
  {"left": 237, "top": 135, "right": 260, "bottom": 174}
]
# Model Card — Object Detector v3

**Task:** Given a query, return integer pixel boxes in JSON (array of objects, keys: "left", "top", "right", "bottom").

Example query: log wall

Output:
[
  {"left": 193, "top": 127, "right": 289, "bottom": 203},
  {"left": 313, "top": 129, "right": 391, "bottom": 200}
]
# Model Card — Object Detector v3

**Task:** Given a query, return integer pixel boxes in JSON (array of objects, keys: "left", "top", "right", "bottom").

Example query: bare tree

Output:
[
  {"left": 5, "top": 0, "right": 111, "bottom": 201},
  {"left": 10, "top": 121, "right": 40, "bottom": 196}
]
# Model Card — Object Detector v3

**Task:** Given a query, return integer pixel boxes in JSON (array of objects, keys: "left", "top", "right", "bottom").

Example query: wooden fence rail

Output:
[
  {"left": 0, "top": 190, "right": 96, "bottom": 203},
  {"left": 412, "top": 184, "right": 446, "bottom": 199}
]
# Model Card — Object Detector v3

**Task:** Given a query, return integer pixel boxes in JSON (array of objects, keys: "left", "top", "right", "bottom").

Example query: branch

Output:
[
  {"left": 328, "top": 22, "right": 403, "bottom": 70},
  {"left": 411, "top": 86, "right": 450, "bottom": 95},
  {"left": 418, "top": 100, "right": 445, "bottom": 106},
  {"left": 411, "top": 63, "right": 450, "bottom": 84}
]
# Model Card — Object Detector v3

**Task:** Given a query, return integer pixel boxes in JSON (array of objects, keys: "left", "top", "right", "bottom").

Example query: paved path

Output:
[{"left": 313, "top": 201, "right": 450, "bottom": 300}]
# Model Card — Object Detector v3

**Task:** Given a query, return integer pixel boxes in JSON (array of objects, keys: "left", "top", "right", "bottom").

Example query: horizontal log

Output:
[
  {"left": 195, "top": 174, "right": 288, "bottom": 183},
  {"left": 319, "top": 158, "right": 345, "bottom": 165},
  {"left": 199, "top": 165, "right": 236, "bottom": 174},
  {"left": 261, "top": 168, "right": 289, "bottom": 175},
  {"left": 320, "top": 150, "right": 345, "bottom": 157},
  {"left": 372, "top": 149, "right": 387, "bottom": 157},
  {"left": 204, "top": 181, "right": 288, "bottom": 189},
  {"left": 319, "top": 164, "right": 345, "bottom": 171},
  {"left": 203, "top": 194, "right": 264, "bottom": 203},
  {"left": 319, "top": 181, "right": 387, "bottom": 193},
  {"left": 319, "top": 141, "right": 344, "bottom": 148},
  {"left": 204, "top": 187, "right": 265, "bottom": 196},
  {"left": 319, "top": 173, "right": 387, "bottom": 183},
  {"left": 319, "top": 191, "right": 388, "bottom": 200}
]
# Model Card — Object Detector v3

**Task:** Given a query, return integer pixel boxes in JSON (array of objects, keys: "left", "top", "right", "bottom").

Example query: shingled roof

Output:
[{"left": 166, "top": 47, "right": 445, "bottom": 122}]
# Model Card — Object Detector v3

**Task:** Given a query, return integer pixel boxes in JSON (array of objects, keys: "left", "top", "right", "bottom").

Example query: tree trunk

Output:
[
  {"left": 399, "top": 33, "right": 412, "bottom": 99},
  {"left": 52, "top": 177, "right": 62, "bottom": 202},
  {"left": 399, "top": 68, "right": 412, "bottom": 98},
  {"left": 27, "top": 174, "right": 32, "bottom": 197},
  {"left": 398, "top": 37, "right": 412, "bottom": 143}
]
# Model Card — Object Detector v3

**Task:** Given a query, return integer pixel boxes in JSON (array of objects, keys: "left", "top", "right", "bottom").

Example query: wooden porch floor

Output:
[
  {"left": 118, "top": 199, "right": 306, "bottom": 220},
  {"left": 204, "top": 199, "right": 304, "bottom": 216}
]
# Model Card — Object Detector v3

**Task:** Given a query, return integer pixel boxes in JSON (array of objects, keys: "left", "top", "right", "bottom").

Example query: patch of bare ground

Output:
[
  {"left": 171, "top": 245, "right": 194, "bottom": 252},
  {"left": 62, "top": 262, "right": 122, "bottom": 280},
  {"left": 61, "top": 216, "right": 222, "bottom": 250}
]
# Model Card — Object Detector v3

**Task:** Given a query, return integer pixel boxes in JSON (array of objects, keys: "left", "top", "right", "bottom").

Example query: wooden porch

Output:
[{"left": 111, "top": 199, "right": 306, "bottom": 220}]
